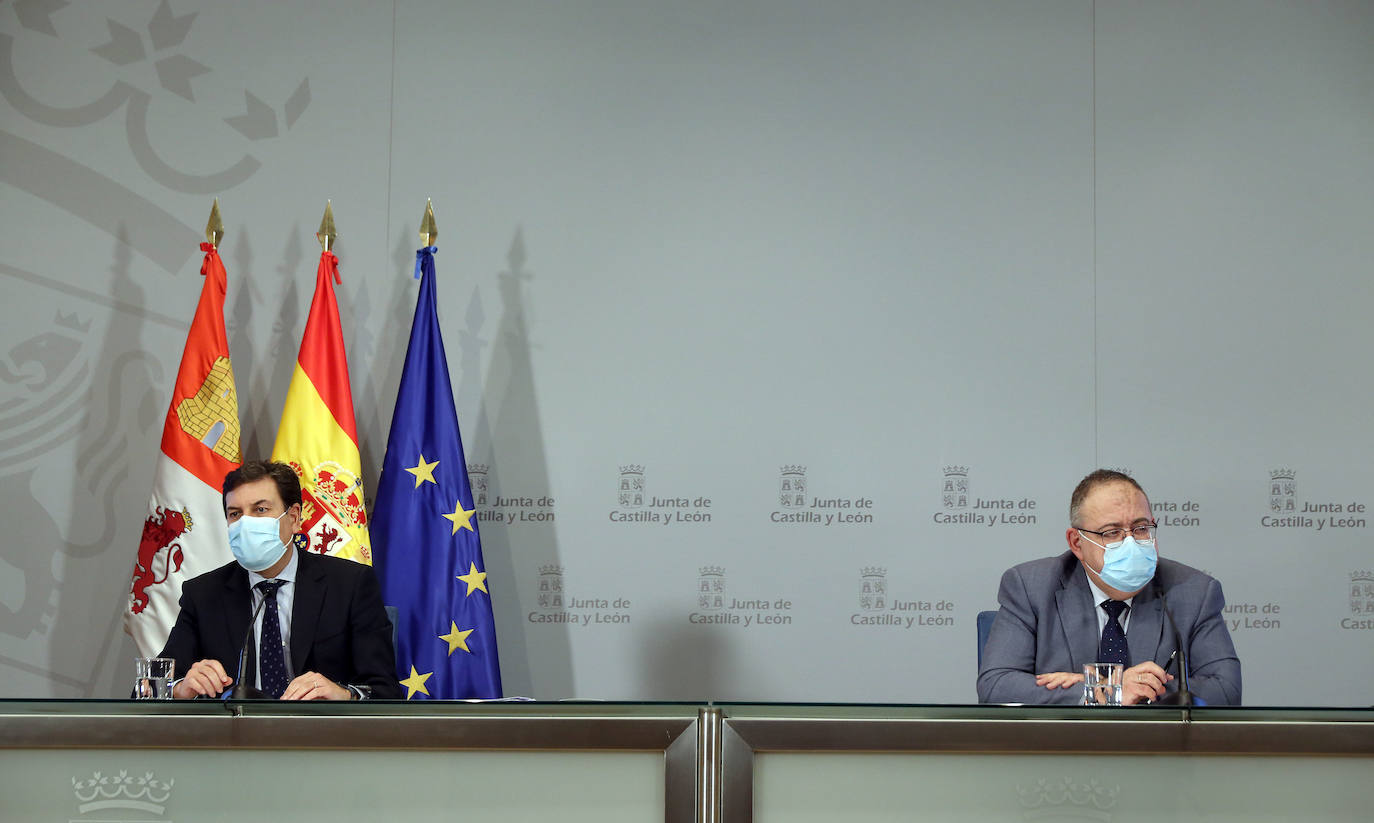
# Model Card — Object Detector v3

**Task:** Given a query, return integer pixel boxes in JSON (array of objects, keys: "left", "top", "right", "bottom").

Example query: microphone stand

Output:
[
  {"left": 227, "top": 593, "right": 271, "bottom": 700},
  {"left": 1154, "top": 583, "right": 1194, "bottom": 708}
]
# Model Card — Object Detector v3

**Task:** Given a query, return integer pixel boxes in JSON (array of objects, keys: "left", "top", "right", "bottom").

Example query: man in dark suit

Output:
[
  {"left": 977, "top": 469, "right": 1241, "bottom": 705},
  {"left": 161, "top": 460, "right": 400, "bottom": 699}
]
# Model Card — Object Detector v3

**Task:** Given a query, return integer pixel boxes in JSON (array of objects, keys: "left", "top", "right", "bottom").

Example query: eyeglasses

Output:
[{"left": 1077, "top": 522, "right": 1157, "bottom": 544}]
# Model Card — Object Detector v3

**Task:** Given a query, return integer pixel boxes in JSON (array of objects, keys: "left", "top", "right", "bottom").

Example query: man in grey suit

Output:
[{"left": 977, "top": 470, "right": 1240, "bottom": 705}]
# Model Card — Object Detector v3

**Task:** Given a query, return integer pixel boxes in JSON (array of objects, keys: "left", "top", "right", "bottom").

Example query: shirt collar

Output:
[
  {"left": 248, "top": 545, "right": 299, "bottom": 588},
  {"left": 1084, "top": 566, "right": 1133, "bottom": 611}
]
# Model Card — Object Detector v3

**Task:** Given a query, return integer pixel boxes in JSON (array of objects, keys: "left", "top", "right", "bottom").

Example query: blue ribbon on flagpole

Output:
[{"left": 414, "top": 246, "right": 437, "bottom": 279}]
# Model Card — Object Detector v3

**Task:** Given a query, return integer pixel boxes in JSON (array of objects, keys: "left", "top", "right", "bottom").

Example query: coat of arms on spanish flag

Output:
[
  {"left": 126, "top": 203, "right": 242, "bottom": 656},
  {"left": 271, "top": 204, "right": 371, "bottom": 563}
]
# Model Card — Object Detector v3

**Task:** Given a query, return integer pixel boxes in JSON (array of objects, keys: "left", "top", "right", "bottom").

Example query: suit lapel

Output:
[
  {"left": 1055, "top": 563, "right": 1099, "bottom": 671},
  {"left": 1126, "top": 583, "right": 1166, "bottom": 667},
  {"left": 223, "top": 567, "right": 252, "bottom": 663},
  {"left": 291, "top": 551, "right": 326, "bottom": 675}
]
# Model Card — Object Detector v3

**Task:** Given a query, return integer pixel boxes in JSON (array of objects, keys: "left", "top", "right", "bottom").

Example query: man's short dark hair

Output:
[
  {"left": 1069, "top": 469, "right": 1147, "bottom": 527},
  {"left": 222, "top": 460, "right": 303, "bottom": 512}
]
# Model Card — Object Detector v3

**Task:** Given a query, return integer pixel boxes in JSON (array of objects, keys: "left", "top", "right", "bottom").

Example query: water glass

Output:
[
  {"left": 133, "top": 657, "right": 175, "bottom": 699},
  {"left": 1082, "top": 662, "right": 1124, "bottom": 706}
]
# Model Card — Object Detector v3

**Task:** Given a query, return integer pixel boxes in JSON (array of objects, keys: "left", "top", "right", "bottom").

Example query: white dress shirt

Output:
[{"left": 247, "top": 548, "right": 299, "bottom": 689}]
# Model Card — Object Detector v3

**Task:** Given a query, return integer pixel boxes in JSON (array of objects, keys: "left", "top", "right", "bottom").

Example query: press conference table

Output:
[{"left": 2, "top": 700, "right": 1371, "bottom": 822}]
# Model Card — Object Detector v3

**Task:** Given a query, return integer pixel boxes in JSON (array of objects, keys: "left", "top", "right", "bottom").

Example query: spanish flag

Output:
[{"left": 271, "top": 246, "right": 371, "bottom": 563}]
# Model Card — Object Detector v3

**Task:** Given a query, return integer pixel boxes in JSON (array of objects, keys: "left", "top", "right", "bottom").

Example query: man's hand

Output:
[
  {"left": 1035, "top": 671, "right": 1085, "bottom": 691},
  {"left": 280, "top": 672, "right": 350, "bottom": 700},
  {"left": 1121, "top": 662, "right": 1173, "bottom": 705},
  {"left": 172, "top": 659, "right": 232, "bottom": 699}
]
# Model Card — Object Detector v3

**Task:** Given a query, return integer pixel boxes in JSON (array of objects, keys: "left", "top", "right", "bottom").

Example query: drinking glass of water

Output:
[
  {"left": 133, "top": 657, "right": 175, "bottom": 699},
  {"left": 1082, "top": 662, "right": 1123, "bottom": 706}
]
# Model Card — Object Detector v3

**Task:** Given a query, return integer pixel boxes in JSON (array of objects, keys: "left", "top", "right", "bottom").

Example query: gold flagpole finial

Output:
[
  {"left": 420, "top": 198, "right": 438, "bottom": 246},
  {"left": 205, "top": 198, "right": 224, "bottom": 248},
  {"left": 316, "top": 200, "right": 336, "bottom": 252}
]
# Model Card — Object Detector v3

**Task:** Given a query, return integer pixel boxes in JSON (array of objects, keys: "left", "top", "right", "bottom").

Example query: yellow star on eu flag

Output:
[
  {"left": 440, "top": 621, "right": 474, "bottom": 655},
  {"left": 400, "top": 665, "right": 433, "bottom": 699},
  {"left": 405, "top": 454, "right": 439, "bottom": 488},
  {"left": 456, "top": 562, "right": 488, "bottom": 596},
  {"left": 443, "top": 499, "right": 476, "bottom": 534}
]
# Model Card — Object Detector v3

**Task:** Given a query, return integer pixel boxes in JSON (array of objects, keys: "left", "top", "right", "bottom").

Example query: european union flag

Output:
[{"left": 373, "top": 245, "right": 501, "bottom": 699}]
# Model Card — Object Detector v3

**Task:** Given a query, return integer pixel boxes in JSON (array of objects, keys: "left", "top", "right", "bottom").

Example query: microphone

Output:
[
  {"left": 1153, "top": 582, "right": 1193, "bottom": 706},
  {"left": 227, "top": 591, "right": 271, "bottom": 700}
]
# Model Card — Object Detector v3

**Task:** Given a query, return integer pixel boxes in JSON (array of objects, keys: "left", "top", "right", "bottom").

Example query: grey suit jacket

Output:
[{"left": 976, "top": 551, "right": 1241, "bottom": 705}]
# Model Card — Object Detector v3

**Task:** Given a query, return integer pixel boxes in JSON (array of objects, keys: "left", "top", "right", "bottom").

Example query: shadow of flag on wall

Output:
[{"left": 373, "top": 246, "right": 502, "bottom": 699}]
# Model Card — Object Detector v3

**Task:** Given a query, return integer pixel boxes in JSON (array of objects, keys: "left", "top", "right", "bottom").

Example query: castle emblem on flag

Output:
[
  {"left": 779, "top": 465, "right": 807, "bottom": 509},
  {"left": 173, "top": 356, "right": 240, "bottom": 459},
  {"left": 942, "top": 466, "right": 969, "bottom": 509},
  {"left": 618, "top": 465, "right": 645, "bottom": 509},
  {"left": 859, "top": 567, "right": 887, "bottom": 612},
  {"left": 698, "top": 566, "right": 726, "bottom": 611},
  {"left": 467, "top": 463, "right": 489, "bottom": 506},
  {"left": 1269, "top": 469, "right": 1296, "bottom": 513}
]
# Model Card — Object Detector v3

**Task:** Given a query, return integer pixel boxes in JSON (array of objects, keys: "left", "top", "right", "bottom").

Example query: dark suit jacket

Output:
[
  {"left": 159, "top": 550, "right": 401, "bottom": 698},
  {"left": 976, "top": 551, "right": 1241, "bottom": 705}
]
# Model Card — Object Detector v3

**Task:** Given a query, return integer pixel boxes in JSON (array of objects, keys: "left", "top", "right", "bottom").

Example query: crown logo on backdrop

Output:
[
  {"left": 1270, "top": 468, "right": 1296, "bottom": 481},
  {"left": 861, "top": 567, "right": 887, "bottom": 578},
  {"left": 466, "top": 464, "right": 488, "bottom": 475},
  {"left": 699, "top": 566, "right": 725, "bottom": 577},
  {"left": 1017, "top": 777, "right": 1118, "bottom": 821},
  {"left": 619, "top": 465, "right": 644, "bottom": 475},
  {"left": 1350, "top": 571, "right": 1374, "bottom": 615},
  {"left": 55, "top": 311, "right": 93, "bottom": 333},
  {"left": 942, "top": 465, "right": 968, "bottom": 477},
  {"left": 72, "top": 770, "right": 174, "bottom": 814},
  {"left": 780, "top": 465, "right": 806, "bottom": 476},
  {"left": 539, "top": 564, "right": 564, "bottom": 576}
]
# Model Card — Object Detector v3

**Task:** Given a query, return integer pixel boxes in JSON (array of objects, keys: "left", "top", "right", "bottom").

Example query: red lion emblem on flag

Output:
[{"left": 129, "top": 506, "right": 193, "bottom": 614}]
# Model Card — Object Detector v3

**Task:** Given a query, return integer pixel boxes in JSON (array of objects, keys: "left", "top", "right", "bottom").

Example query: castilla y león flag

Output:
[
  {"left": 271, "top": 248, "right": 371, "bottom": 563},
  {"left": 125, "top": 242, "right": 242, "bottom": 657}
]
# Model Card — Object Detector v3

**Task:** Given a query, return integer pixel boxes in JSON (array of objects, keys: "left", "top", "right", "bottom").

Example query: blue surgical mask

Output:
[
  {"left": 227, "top": 511, "right": 290, "bottom": 572},
  {"left": 1079, "top": 533, "right": 1157, "bottom": 593}
]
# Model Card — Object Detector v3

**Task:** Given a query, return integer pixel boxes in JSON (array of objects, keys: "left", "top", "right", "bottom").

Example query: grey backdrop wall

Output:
[{"left": 1, "top": 0, "right": 1370, "bottom": 705}]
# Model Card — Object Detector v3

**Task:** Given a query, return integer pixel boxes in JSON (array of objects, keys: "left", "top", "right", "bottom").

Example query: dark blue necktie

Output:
[
  {"left": 1099, "top": 600, "right": 1130, "bottom": 665},
  {"left": 256, "top": 579, "right": 288, "bottom": 698}
]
